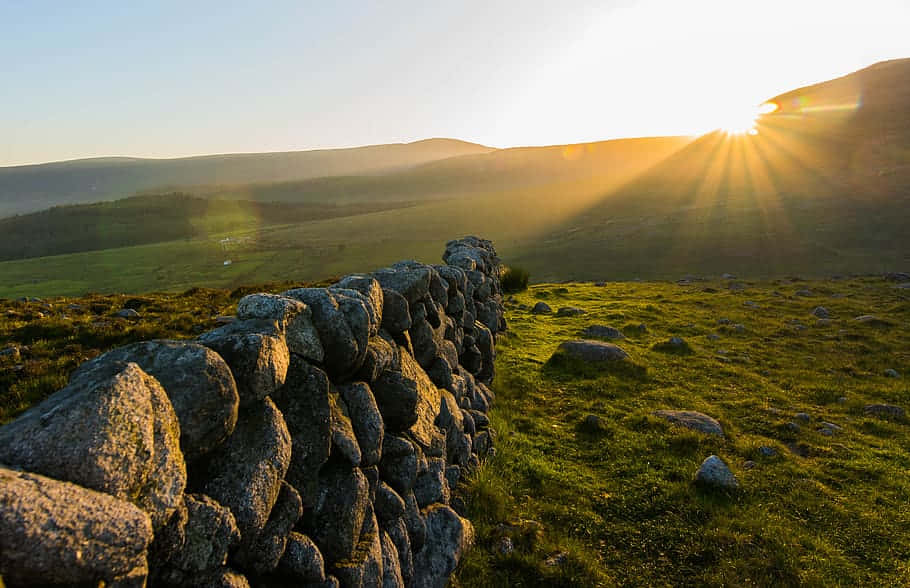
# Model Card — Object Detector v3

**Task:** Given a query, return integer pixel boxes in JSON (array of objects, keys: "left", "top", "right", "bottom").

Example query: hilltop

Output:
[{"left": 0, "top": 138, "right": 493, "bottom": 217}]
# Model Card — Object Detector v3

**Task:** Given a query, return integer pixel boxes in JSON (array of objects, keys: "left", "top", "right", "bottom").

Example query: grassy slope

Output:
[
  {"left": 455, "top": 278, "right": 910, "bottom": 586},
  {"left": 0, "top": 138, "right": 494, "bottom": 216},
  {"left": 0, "top": 193, "right": 413, "bottom": 261}
]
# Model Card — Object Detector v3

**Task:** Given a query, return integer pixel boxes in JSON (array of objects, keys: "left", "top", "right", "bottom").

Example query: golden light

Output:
[{"left": 717, "top": 102, "right": 779, "bottom": 136}]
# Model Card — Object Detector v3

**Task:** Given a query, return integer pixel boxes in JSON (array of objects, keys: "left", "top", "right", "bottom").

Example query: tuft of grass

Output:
[{"left": 501, "top": 266, "right": 531, "bottom": 294}]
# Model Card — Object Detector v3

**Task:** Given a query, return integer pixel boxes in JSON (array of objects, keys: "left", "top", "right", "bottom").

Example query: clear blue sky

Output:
[{"left": 2, "top": 0, "right": 909, "bottom": 166}]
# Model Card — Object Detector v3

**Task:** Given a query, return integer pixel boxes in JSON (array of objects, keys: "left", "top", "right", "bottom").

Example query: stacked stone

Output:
[{"left": 0, "top": 237, "right": 504, "bottom": 588}]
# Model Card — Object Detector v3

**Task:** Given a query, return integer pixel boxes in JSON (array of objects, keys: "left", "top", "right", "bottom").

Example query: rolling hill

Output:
[
  {"left": 0, "top": 138, "right": 493, "bottom": 217},
  {"left": 0, "top": 58, "right": 907, "bottom": 297}
]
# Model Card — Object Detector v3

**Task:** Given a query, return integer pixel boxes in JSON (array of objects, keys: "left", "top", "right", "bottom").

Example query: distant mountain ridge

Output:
[{"left": 0, "top": 138, "right": 494, "bottom": 217}]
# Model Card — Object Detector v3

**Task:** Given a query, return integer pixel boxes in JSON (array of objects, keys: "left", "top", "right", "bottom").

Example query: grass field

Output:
[
  {"left": 455, "top": 277, "right": 910, "bottom": 586},
  {"left": 3, "top": 276, "right": 909, "bottom": 585}
]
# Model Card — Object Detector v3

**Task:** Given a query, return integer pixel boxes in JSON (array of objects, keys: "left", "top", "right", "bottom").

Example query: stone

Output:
[
  {"left": 884, "top": 368, "right": 901, "bottom": 378},
  {"left": 282, "top": 287, "right": 372, "bottom": 378},
  {"left": 307, "top": 464, "right": 370, "bottom": 563},
  {"left": 554, "top": 340, "right": 630, "bottom": 362},
  {"left": 581, "top": 414, "right": 606, "bottom": 432},
  {"left": 74, "top": 340, "right": 239, "bottom": 462},
  {"left": 198, "top": 318, "right": 290, "bottom": 407},
  {"left": 403, "top": 491, "right": 427, "bottom": 552},
  {"left": 412, "top": 504, "right": 475, "bottom": 588},
  {"left": 758, "top": 446, "right": 777, "bottom": 457},
  {"left": 334, "top": 274, "right": 384, "bottom": 336},
  {"left": 373, "top": 349, "right": 441, "bottom": 448},
  {"left": 337, "top": 381, "right": 385, "bottom": 467},
  {"left": 381, "top": 530, "right": 406, "bottom": 588},
  {"left": 202, "top": 397, "right": 292, "bottom": 547},
  {"left": 332, "top": 523, "right": 383, "bottom": 588},
  {"left": 0, "top": 466, "right": 153, "bottom": 586},
  {"left": 357, "top": 333, "right": 401, "bottom": 382},
  {"left": 864, "top": 403, "right": 905, "bottom": 419},
  {"left": 116, "top": 308, "right": 141, "bottom": 319},
  {"left": 582, "top": 325, "right": 624, "bottom": 340},
  {"left": 375, "top": 482, "right": 407, "bottom": 523},
  {"left": 235, "top": 481, "right": 303, "bottom": 574},
  {"left": 0, "top": 346, "right": 21, "bottom": 361},
  {"left": 380, "top": 435, "right": 418, "bottom": 496},
  {"left": 694, "top": 455, "right": 739, "bottom": 490},
  {"left": 654, "top": 410, "right": 724, "bottom": 436},
  {"left": 812, "top": 306, "right": 831, "bottom": 319},
  {"left": 373, "top": 263, "right": 432, "bottom": 306},
  {"left": 818, "top": 421, "right": 842, "bottom": 435},
  {"left": 380, "top": 288, "right": 412, "bottom": 334},
  {"left": 383, "top": 517, "right": 414, "bottom": 587},
  {"left": 556, "top": 306, "right": 586, "bottom": 317},
  {"left": 530, "top": 301, "right": 552, "bottom": 314},
  {"left": 237, "top": 293, "right": 324, "bottom": 362},
  {"left": 155, "top": 494, "right": 241, "bottom": 584},
  {"left": 331, "top": 393, "right": 363, "bottom": 467},
  {"left": 794, "top": 412, "right": 810, "bottom": 423},
  {"left": 200, "top": 568, "right": 251, "bottom": 588},
  {"left": 414, "top": 457, "right": 450, "bottom": 508},
  {"left": 272, "top": 358, "right": 332, "bottom": 507},
  {"left": 0, "top": 361, "right": 185, "bottom": 529},
  {"left": 278, "top": 532, "right": 326, "bottom": 583}
]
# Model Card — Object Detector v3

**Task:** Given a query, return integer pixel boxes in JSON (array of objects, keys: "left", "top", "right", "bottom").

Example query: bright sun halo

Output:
[{"left": 718, "top": 102, "right": 779, "bottom": 135}]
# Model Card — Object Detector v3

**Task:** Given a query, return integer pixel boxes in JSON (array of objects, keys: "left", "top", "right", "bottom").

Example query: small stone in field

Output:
[
  {"left": 694, "top": 455, "right": 738, "bottom": 490},
  {"left": 884, "top": 369, "right": 901, "bottom": 378},
  {"left": 758, "top": 446, "right": 776, "bottom": 457},
  {"left": 531, "top": 302, "right": 552, "bottom": 315}
]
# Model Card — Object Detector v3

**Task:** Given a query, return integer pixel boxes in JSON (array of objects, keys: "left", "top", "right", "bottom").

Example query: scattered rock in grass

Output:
[
  {"left": 496, "top": 537, "right": 514, "bottom": 555},
  {"left": 531, "top": 302, "right": 552, "bottom": 315},
  {"left": 0, "top": 346, "right": 21, "bottom": 362},
  {"left": 758, "top": 446, "right": 776, "bottom": 457},
  {"left": 581, "top": 414, "right": 606, "bottom": 432},
  {"left": 717, "top": 318, "right": 733, "bottom": 325},
  {"left": 556, "top": 306, "right": 586, "bottom": 317},
  {"left": 788, "top": 442, "right": 811, "bottom": 457},
  {"left": 544, "top": 551, "right": 568, "bottom": 567},
  {"left": 794, "top": 413, "right": 810, "bottom": 423},
  {"left": 728, "top": 282, "right": 746, "bottom": 291},
  {"left": 743, "top": 461, "right": 756, "bottom": 470},
  {"left": 812, "top": 306, "right": 830, "bottom": 319},
  {"left": 854, "top": 314, "right": 885, "bottom": 325},
  {"left": 115, "top": 308, "right": 140, "bottom": 319},
  {"left": 722, "top": 273, "right": 736, "bottom": 279},
  {"left": 733, "top": 324, "right": 746, "bottom": 332},
  {"left": 837, "top": 396, "right": 848, "bottom": 404},
  {"left": 795, "top": 289, "right": 813, "bottom": 297},
  {"left": 582, "top": 325, "right": 624, "bottom": 340},
  {"left": 694, "top": 455, "right": 738, "bottom": 490},
  {"left": 884, "top": 369, "right": 901, "bottom": 378},
  {"left": 864, "top": 404, "right": 905, "bottom": 420},
  {"left": 554, "top": 340, "right": 629, "bottom": 363},
  {"left": 785, "top": 422, "right": 801, "bottom": 433},
  {"left": 594, "top": 281, "right": 607, "bottom": 287},
  {"left": 744, "top": 300, "right": 760, "bottom": 308},
  {"left": 816, "top": 318, "right": 833, "bottom": 327},
  {"left": 707, "top": 333, "right": 720, "bottom": 341},
  {"left": 817, "top": 422, "right": 842, "bottom": 436},
  {"left": 634, "top": 323, "right": 648, "bottom": 333},
  {"left": 654, "top": 410, "right": 724, "bottom": 436},
  {"left": 652, "top": 336, "right": 691, "bottom": 353},
  {"left": 884, "top": 272, "right": 910, "bottom": 282}
]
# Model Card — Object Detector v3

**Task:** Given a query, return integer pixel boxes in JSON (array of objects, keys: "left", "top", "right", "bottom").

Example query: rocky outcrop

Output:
[{"left": 0, "top": 236, "right": 504, "bottom": 588}]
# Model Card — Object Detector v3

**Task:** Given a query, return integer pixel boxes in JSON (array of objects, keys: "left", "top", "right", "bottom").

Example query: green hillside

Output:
[
  {"left": 0, "top": 138, "right": 493, "bottom": 217},
  {"left": 0, "top": 193, "right": 412, "bottom": 262}
]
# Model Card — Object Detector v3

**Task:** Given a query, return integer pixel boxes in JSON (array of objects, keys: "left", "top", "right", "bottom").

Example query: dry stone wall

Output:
[{"left": 0, "top": 237, "right": 505, "bottom": 588}]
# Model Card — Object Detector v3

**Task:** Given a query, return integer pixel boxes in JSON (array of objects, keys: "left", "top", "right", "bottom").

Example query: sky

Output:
[{"left": 2, "top": 0, "right": 909, "bottom": 166}]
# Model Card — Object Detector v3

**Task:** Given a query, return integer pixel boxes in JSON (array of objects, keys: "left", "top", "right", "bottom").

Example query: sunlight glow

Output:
[{"left": 718, "top": 102, "right": 779, "bottom": 135}]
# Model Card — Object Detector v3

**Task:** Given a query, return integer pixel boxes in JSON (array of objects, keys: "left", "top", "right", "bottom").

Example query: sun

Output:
[{"left": 717, "top": 102, "right": 779, "bottom": 135}]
